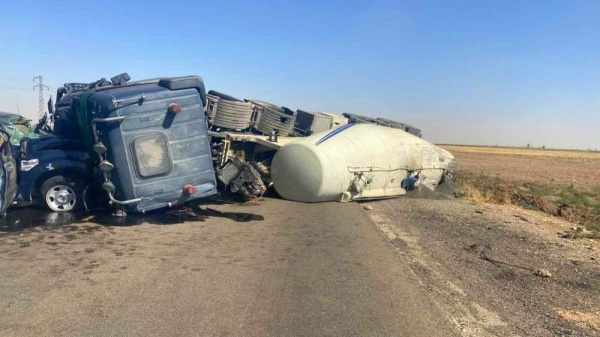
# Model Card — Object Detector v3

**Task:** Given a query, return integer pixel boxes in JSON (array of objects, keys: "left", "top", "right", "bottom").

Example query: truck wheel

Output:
[{"left": 41, "top": 175, "right": 84, "bottom": 212}]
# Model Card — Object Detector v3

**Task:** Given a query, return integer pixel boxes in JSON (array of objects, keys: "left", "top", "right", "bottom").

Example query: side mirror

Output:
[
  {"left": 56, "top": 87, "right": 67, "bottom": 103},
  {"left": 20, "top": 137, "right": 30, "bottom": 159},
  {"left": 47, "top": 96, "right": 54, "bottom": 115}
]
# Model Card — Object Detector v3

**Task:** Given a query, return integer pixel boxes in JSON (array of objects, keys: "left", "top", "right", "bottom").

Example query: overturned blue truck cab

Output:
[{"left": 23, "top": 73, "right": 217, "bottom": 214}]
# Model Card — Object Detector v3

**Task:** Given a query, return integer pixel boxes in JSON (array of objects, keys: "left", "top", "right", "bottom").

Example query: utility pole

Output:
[{"left": 33, "top": 75, "right": 49, "bottom": 119}]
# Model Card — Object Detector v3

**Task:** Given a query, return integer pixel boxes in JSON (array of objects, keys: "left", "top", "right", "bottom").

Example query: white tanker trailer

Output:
[{"left": 270, "top": 123, "right": 456, "bottom": 202}]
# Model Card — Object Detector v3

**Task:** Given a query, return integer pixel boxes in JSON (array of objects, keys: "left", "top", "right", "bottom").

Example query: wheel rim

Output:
[{"left": 46, "top": 185, "right": 76, "bottom": 212}]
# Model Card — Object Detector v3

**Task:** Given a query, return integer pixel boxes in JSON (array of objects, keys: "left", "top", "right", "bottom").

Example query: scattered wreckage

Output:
[
  {"left": 0, "top": 121, "right": 18, "bottom": 216},
  {"left": 0, "top": 73, "right": 456, "bottom": 217},
  {"left": 3, "top": 74, "right": 217, "bottom": 215},
  {"left": 206, "top": 90, "right": 455, "bottom": 203},
  {"left": 214, "top": 124, "right": 456, "bottom": 203}
]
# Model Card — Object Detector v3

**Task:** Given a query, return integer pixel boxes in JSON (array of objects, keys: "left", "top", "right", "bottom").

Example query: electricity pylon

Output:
[{"left": 33, "top": 76, "right": 49, "bottom": 119}]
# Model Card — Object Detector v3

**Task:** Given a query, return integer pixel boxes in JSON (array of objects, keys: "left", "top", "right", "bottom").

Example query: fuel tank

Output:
[{"left": 270, "top": 123, "right": 455, "bottom": 202}]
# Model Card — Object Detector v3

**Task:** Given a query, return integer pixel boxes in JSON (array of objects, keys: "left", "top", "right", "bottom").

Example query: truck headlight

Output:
[{"left": 21, "top": 159, "right": 39, "bottom": 171}]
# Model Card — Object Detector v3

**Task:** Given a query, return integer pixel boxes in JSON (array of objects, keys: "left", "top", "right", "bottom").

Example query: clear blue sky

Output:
[{"left": 1, "top": 0, "right": 598, "bottom": 149}]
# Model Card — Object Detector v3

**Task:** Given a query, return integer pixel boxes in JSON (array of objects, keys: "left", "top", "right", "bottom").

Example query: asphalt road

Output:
[{"left": 0, "top": 198, "right": 457, "bottom": 337}]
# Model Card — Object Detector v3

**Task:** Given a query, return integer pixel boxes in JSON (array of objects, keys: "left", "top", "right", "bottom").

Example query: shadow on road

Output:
[{"left": 0, "top": 197, "right": 265, "bottom": 233}]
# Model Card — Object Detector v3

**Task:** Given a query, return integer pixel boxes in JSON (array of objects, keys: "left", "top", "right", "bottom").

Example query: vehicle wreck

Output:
[
  {"left": 2, "top": 73, "right": 218, "bottom": 215},
  {"left": 0, "top": 74, "right": 456, "bottom": 216},
  {"left": 214, "top": 123, "right": 456, "bottom": 203},
  {"left": 204, "top": 89, "right": 455, "bottom": 203}
]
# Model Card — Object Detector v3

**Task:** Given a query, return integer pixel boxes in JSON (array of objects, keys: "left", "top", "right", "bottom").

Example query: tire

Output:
[
  {"left": 248, "top": 100, "right": 296, "bottom": 136},
  {"left": 246, "top": 99, "right": 280, "bottom": 110},
  {"left": 212, "top": 100, "right": 253, "bottom": 129},
  {"left": 41, "top": 175, "right": 84, "bottom": 212}
]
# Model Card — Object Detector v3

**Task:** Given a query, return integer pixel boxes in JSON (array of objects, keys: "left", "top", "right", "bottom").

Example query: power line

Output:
[
  {"left": 0, "top": 84, "right": 56, "bottom": 93},
  {"left": 0, "top": 84, "right": 34, "bottom": 91},
  {"left": 0, "top": 77, "right": 31, "bottom": 83}
]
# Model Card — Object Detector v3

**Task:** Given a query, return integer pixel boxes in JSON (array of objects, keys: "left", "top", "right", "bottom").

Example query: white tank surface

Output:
[{"left": 270, "top": 123, "right": 456, "bottom": 202}]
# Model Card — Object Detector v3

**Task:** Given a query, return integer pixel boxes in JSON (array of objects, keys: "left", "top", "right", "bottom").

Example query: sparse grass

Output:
[
  {"left": 449, "top": 145, "right": 600, "bottom": 238},
  {"left": 455, "top": 173, "right": 600, "bottom": 239},
  {"left": 586, "top": 222, "right": 600, "bottom": 235},
  {"left": 455, "top": 175, "right": 513, "bottom": 204},
  {"left": 558, "top": 185, "right": 592, "bottom": 208},
  {"left": 587, "top": 188, "right": 600, "bottom": 215},
  {"left": 530, "top": 184, "right": 553, "bottom": 197},
  {"left": 591, "top": 186, "right": 600, "bottom": 195}
]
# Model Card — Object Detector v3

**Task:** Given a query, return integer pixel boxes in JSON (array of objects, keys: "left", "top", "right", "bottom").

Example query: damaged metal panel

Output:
[
  {"left": 217, "top": 158, "right": 267, "bottom": 200},
  {"left": 0, "top": 112, "right": 39, "bottom": 145},
  {"left": 85, "top": 76, "right": 217, "bottom": 213},
  {"left": 214, "top": 133, "right": 296, "bottom": 200}
]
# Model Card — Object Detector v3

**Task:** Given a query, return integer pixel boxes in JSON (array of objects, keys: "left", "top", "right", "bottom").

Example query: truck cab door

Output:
[{"left": 0, "top": 130, "right": 17, "bottom": 216}]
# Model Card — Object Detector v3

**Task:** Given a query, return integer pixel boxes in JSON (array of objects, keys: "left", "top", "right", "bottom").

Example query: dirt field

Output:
[
  {"left": 441, "top": 145, "right": 600, "bottom": 236},
  {"left": 369, "top": 196, "right": 600, "bottom": 337},
  {"left": 442, "top": 145, "right": 600, "bottom": 191}
]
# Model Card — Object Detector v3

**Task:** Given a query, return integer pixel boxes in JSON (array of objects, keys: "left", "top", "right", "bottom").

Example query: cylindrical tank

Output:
[{"left": 270, "top": 123, "right": 454, "bottom": 202}]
